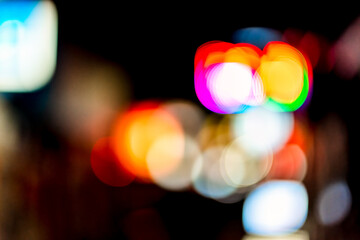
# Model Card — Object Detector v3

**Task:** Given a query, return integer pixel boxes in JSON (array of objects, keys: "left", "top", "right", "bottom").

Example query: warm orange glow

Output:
[
  {"left": 112, "top": 101, "right": 184, "bottom": 181},
  {"left": 224, "top": 45, "right": 261, "bottom": 69},
  {"left": 264, "top": 42, "right": 304, "bottom": 64},
  {"left": 146, "top": 133, "right": 184, "bottom": 179},
  {"left": 204, "top": 51, "right": 226, "bottom": 68}
]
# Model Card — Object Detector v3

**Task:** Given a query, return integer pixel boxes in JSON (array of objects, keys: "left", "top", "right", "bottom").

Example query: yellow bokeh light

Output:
[{"left": 259, "top": 59, "right": 304, "bottom": 103}]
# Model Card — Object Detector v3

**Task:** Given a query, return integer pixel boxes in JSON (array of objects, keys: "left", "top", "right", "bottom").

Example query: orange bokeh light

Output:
[{"left": 112, "top": 101, "right": 184, "bottom": 181}]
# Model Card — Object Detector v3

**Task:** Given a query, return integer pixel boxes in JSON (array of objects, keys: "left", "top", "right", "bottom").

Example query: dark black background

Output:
[{"left": 54, "top": 3, "right": 359, "bottom": 101}]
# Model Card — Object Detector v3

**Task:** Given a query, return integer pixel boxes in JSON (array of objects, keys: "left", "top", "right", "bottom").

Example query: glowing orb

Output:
[
  {"left": 112, "top": 101, "right": 184, "bottom": 181},
  {"left": 243, "top": 180, "right": 308, "bottom": 236}
]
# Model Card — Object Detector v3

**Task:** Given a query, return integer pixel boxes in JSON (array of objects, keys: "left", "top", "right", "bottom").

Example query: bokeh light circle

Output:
[
  {"left": 112, "top": 101, "right": 184, "bottom": 182},
  {"left": 316, "top": 181, "right": 352, "bottom": 226},
  {"left": 243, "top": 180, "right": 308, "bottom": 236}
]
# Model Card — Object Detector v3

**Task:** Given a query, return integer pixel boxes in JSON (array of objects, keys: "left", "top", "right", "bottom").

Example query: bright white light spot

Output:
[
  {"left": 317, "top": 181, "right": 352, "bottom": 226},
  {"left": 213, "top": 63, "right": 253, "bottom": 102},
  {"left": 207, "top": 63, "right": 258, "bottom": 113},
  {"left": 231, "top": 107, "right": 294, "bottom": 155},
  {"left": 243, "top": 180, "right": 308, "bottom": 236},
  {"left": 0, "top": 1, "right": 57, "bottom": 92}
]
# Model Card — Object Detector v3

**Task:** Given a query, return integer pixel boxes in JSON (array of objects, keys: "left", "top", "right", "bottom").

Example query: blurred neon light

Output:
[
  {"left": 243, "top": 180, "right": 308, "bottom": 236},
  {"left": 195, "top": 42, "right": 263, "bottom": 114},
  {"left": 0, "top": 1, "right": 57, "bottom": 91},
  {"left": 194, "top": 41, "right": 312, "bottom": 113}
]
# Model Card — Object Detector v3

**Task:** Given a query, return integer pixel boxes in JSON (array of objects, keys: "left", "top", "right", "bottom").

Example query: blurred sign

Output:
[{"left": 0, "top": 1, "right": 57, "bottom": 92}]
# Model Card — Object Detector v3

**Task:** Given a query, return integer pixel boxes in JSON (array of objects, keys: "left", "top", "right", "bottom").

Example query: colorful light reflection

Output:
[{"left": 194, "top": 41, "right": 312, "bottom": 113}]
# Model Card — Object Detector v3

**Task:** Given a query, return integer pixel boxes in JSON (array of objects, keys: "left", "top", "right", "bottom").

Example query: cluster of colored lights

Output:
[
  {"left": 195, "top": 41, "right": 312, "bottom": 113},
  {"left": 0, "top": 2, "right": 356, "bottom": 238},
  {"left": 91, "top": 99, "right": 311, "bottom": 196},
  {"left": 91, "top": 100, "right": 204, "bottom": 190},
  {"left": 89, "top": 99, "right": 313, "bottom": 237},
  {"left": 193, "top": 34, "right": 314, "bottom": 237}
]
